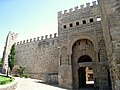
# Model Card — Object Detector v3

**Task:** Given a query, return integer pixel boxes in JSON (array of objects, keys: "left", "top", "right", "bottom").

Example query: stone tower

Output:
[
  {"left": 2, "top": 31, "right": 17, "bottom": 74},
  {"left": 98, "top": 0, "right": 120, "bottom": 90},
  {"left": 57, "top": 1, "right": 111, "bottom": 89}
]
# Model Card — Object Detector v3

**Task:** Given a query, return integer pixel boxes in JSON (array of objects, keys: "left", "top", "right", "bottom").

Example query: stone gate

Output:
[{"left": 2, "top": 0, "right": 120, "bottom": 90}]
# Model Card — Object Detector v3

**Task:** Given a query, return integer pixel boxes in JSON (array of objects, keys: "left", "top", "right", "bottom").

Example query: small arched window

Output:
[
  {"left": 63, "top": 25, "right": 66, "bottom": 29},
  {"left": 89, "top": 18, "right": 93, "bottom": 23},
  {"left": 76, "top": 22, "right": 79, "bottom": 26},
  {"left": 69, "top": 23, "right": 73, "bottom": 27},
  {"left": 82, "top": 20, "right": 86, "bottom": 24},
  {"left": 97, "top": 17, "right": 101, "bottom": 21}
]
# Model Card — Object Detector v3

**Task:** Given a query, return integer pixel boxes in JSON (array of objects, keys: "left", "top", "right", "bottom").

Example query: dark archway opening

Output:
[
  {"left": 78, "top": 55, "right": 92, "bottom": 63},
  {"left": 78, "top": 55, "right": 94, "bottom": 89}
]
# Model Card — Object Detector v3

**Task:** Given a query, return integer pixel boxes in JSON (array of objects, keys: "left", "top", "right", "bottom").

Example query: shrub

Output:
[
  {"left": 13, "top": 74, "right": 19, "bottom": 77},
  {"left": 0, "top": 59, "right": 2, "bottom": 66},
  {"left": 12, "top": 65, "right": 28, "bottom": 78},
  {"left": 22, "top": 74, "right": 29, "bottom": 78}
]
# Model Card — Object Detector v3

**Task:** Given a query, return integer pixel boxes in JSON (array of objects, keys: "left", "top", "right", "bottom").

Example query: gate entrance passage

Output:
[
  {"left": 78, "top": 67, "right": 94, "bottom": 88},
  {"left": 78, "top": 55, "right": 94, "bottom": 88}
]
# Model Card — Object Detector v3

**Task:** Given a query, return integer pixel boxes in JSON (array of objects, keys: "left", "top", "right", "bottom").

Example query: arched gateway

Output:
[
  {"left": 58, "top": 35, "right": 111, "bottom": 89},
  {"left": 71, "top": 39, "right": 96, "bottom": 89}
]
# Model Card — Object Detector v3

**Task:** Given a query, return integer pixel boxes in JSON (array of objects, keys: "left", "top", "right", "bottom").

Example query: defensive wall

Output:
[
  {"left": 14, "top": 1, "right": 105, "bottom": 86},
  {"left": 2, "top": 0, "right": 118, "bottom": 89},
  {"left": 15, "top": 33, "right": 59, "bottom": 84}
]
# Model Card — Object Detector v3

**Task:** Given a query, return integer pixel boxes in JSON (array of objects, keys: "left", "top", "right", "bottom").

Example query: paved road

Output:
[{"left": 15, "top": 77, "right": 66, "bottom": 90}]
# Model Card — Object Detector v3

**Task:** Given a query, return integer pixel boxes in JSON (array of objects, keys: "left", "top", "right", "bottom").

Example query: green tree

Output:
[
  {"left": 9, "top": 44, "right": 15, "bottom": 71},
  {"left": 0, "top": 58, "right": 2, "bottom": 66}
]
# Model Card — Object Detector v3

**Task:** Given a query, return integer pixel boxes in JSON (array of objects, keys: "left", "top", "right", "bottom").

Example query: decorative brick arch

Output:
[
  {"left": 70, "top": 33, "right": 98, "bottom": 88},
  {"left": 68, "top": 33, "right": 98, "bottom": 55}
]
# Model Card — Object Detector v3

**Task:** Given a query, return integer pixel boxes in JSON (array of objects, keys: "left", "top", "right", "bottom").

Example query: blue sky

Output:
[{"left": 0, "top": 0, "right": 97, "bottom": 58}]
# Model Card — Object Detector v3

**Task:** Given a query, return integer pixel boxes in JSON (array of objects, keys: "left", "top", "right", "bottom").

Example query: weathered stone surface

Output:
[
  {"left": 2, "top": 0, "right": 120, "bottom": 90},
  {"left": 58, "top": 65, "right": 72, "bottom": 89},
  {"left": 98, "top": 0, "right": 120, "bottom": 90}
]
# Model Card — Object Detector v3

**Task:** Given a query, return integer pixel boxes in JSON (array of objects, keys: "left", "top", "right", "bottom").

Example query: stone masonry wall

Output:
[
  {"left": 15, "top": 35, "right": 59, "bottom": 84},
  {"left": 2, "top": 0, "right": 117, "bottom": 89},
  {"left": 98, "top": 0, "right": 120, "bottom": 89},
  {"left": 58, "top": 1, "right": 100, "bottom": 36},
  {"left": 58, "top": 1, "right": 102, "bottom": 46}
]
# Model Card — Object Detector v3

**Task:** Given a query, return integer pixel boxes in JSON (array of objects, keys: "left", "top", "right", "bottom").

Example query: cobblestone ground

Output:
[{"left": 15, "top": 77, "right": 66, "bottom": 90}]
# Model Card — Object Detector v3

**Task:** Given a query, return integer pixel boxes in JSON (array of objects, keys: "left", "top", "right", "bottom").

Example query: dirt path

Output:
[{"left": 15, "top": 77, "right": 66, "bottom": 90}]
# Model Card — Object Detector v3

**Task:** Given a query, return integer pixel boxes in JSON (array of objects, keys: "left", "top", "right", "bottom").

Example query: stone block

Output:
[{"left": 58, "top": 65, "right": 72, "bottom": 89}]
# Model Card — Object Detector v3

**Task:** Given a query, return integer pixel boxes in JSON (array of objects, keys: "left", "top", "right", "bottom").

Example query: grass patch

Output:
[{"left": 0, "top": 75, "right": 14, "bottom": 85}]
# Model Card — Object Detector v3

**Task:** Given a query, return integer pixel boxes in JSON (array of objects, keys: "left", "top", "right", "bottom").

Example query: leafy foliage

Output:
[
  {"left": 9, "top": 44, "right": 15, "bottom": 71},
  {"left": 19, "top": 66, "right": 25, "bottom": 77},
  {"left": 0, "top": 58, "right": 2, "bottom": 66}
]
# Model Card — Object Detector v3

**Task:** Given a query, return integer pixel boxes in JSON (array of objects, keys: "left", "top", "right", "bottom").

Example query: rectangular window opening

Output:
[
  {"left": 70, "top": 23, "right": 73, "bottom": 27},
  {"left": 63, "top": 25, "right": 66, "bottom": 29},
  {"left": 76, "top": 22, "right": 79, "bottom": 26},
  {"left": 89, "top": 18, "right": 93, "bottom": 23},
  {"left": 83, "top": 20, "right": 86, "bottom": 24},
  {"left": 97, "top": 17, "right": 101, "bottom": 21}
]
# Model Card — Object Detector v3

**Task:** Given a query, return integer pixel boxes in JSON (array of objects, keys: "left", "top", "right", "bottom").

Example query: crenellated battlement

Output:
[
  {"left": 16, "top": 33, "right": 58, "bottom": 45},
  {"left": 6, "top": 1, "right": 118, "bottom": 89},
  {"left": 9, "top": 32, "right": 18, "bottom": 37},
  {"left": 58, "top": 1, "right": 97, "bottom": 17}
]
